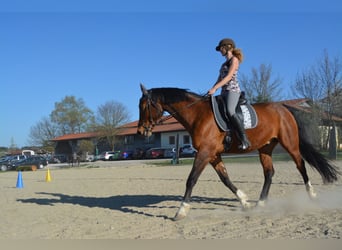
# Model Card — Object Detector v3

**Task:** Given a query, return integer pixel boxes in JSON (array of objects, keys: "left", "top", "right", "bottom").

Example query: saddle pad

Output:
[{"left": 211, "top": 95, "right": 258, "bottom": 132}]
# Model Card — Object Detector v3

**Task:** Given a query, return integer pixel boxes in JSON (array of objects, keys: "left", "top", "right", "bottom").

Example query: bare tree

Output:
[
  {"left": 240, "top": 63, "right": 282, "bottom": 103},
  {"left": 28, "top": 116, "right": 58, "bottom": 147},
  {"left": 292, "top": 50, "right": 342, "bottom": 152},
  {"left": 318, "top": 50, "right": 342, "bottom": 118},
  {"left": 293, "top": 66, "right": 324, "bottom": 102},
  {"left": 94, "top": 100, "right": 130, "bottom": 150}
]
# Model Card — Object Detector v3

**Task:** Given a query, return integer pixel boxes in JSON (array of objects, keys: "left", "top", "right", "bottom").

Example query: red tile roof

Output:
[
  {"left": 51, "top": 132, "right": 99, "bottom": 141},
  {"left": 51, "top": 117, "right": 185, "bottom": 141},
  {"left": 116, "top": 117, "right": 185, "bottom": 135}
]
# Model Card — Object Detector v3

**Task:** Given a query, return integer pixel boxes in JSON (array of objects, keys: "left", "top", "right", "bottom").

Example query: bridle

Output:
[
  {"left": 142, "top": 91, "right": 209, "bottom": 127},
  {"left": 144, "top": 92, "right": 162, "bottom": 125}
]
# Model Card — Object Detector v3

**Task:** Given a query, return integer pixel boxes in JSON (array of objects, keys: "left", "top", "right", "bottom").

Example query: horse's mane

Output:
[{"left": 149, "top": 87, "right": 204, "bottom": 104}]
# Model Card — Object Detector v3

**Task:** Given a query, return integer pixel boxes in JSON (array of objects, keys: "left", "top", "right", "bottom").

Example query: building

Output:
[
  {"left": 51, "top": 117, "right": 191, "bottom": 158},
  {"left": 51, "top": 99, "right": 342, "bottom": 158}
]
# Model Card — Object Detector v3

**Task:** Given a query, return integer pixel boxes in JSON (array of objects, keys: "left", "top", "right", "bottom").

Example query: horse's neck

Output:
[{"left": 163, "top": 101, "right": 198, "bottom": 130}]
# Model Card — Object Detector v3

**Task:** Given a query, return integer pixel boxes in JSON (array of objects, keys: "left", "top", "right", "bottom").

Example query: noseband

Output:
[{"left": 141, "top": 92, "right": 164, "bottom": 133}]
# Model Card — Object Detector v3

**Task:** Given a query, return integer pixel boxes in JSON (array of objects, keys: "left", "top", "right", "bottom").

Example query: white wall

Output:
[{"left": 160, "top": 131, "right": 192, "bottom": 148}]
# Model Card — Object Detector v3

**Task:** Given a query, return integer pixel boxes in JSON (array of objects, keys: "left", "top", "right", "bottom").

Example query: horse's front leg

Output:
[
  {"left": 211, "top": 155, "right": 251, "bottom": 209},
  {"left": 173, "top": 155, "right": 208, "bottom": 221}
]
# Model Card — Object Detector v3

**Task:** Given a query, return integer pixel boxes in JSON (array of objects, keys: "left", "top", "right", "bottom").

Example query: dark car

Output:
[
  {"left": 145, "top": 148, "right": 165, "bottom": 159},
  {"left": 1, "top": 155, "right": 27, "bottom": 171},
  {"left": 3, "top": 156, "right": 48, "bottom": 171},
  {"left": 132, "top": 148, "right": 146, "bottom": 159},
  {"left": 164, "top": 148, "right": 176, "bottom": 158},
  {"left": 180, "top": 144, "right": 197, "bottom": 157}
]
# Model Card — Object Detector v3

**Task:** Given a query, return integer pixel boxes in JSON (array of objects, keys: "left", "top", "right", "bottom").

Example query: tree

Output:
[
  {"left": 292, "top": 50, "right": 342, "bottom": 152},
  {"left": 50, "top": 96, "right": 94, "bottom": 135},
  {"left": 240, "top": 63, "right": 282, "bottom": 103},
  {"left": 28, "top": 116, "right": 58, "bottom": 148},
  {"left": 94, "top": 100, "right": 130, "bottom": 150}
]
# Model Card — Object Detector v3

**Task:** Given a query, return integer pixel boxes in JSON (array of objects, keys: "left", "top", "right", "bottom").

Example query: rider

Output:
[{"left": 207, "top": 38, "right": 251, "bottom": 150}]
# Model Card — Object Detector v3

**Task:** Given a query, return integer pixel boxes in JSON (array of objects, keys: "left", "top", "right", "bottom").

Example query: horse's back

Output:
[{"left": 248, "top": 102, "right": 298, "bottom": 145}]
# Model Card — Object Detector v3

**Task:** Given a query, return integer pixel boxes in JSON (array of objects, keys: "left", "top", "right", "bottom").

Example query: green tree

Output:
[{"left": 50, "top": 96, "right": 94, "bottom": 135}]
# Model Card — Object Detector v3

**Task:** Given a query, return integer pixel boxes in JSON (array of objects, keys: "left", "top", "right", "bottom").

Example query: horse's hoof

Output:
[
  {"left": 257, "top": 200, "right": 266, "bottom": 207},
  {"left": 173, "top": 213, "right": 186, "bottom": 221},
  {"left": 306, "top": 181, "right": 317, "bottom": 199},
  {"left": 241, "top": 201, "right": 253, "bottom": 210},
  {"left": 173, "top": 202, "right": 190, "bottom": 221},
  {"left": 236, "top": 189, "right": 252, "bottom": 210}
]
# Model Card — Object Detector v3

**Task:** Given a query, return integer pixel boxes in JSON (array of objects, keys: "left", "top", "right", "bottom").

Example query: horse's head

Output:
[{"left": 137, "top": 84, "right": 164, "bottom": 137}]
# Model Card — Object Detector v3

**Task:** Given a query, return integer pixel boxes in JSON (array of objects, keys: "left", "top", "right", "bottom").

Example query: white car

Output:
[{"left": 97, "top": 151, "right": 117, "bottom": 161}]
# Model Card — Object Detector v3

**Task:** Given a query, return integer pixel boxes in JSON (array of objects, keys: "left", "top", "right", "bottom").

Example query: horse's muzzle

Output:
[{"left": 137, "top": 125, "right": 153, "bottom": 137}]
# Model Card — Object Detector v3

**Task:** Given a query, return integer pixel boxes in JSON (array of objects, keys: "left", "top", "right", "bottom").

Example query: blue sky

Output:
[{"left": 1, "top": 1, "right": 341, "bottom": 147}]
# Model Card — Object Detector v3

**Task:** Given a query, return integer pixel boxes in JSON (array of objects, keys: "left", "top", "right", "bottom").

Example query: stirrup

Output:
[
  {"left": 238, "top": 138, "right": 251, "bottom": 150},
  {"left": 224, "top": 134, "right": 232, "bottom": 151}
]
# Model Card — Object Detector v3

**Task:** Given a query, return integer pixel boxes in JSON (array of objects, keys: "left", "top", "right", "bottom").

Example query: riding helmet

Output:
[{"left": 215, "top": 38, "right": 236, "bottom": 51}]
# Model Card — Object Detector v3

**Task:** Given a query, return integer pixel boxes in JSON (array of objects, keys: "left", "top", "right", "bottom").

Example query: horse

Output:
[{"left": 137, "top": 84, "right": 340, "bottom": 221}]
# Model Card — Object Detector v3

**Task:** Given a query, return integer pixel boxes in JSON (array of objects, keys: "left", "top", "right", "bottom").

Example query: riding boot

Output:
[{"left": 230, "top": 114, "right": 251, "bottom": 150}]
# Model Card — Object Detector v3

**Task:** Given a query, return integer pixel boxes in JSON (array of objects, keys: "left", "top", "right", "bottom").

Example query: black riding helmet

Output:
[{"left": 215, "top": 38, "right": 236, "bottom": 51}]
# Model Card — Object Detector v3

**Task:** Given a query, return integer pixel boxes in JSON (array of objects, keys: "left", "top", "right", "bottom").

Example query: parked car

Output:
[
  {"left": 52, "top": 154, "right": 67, "bottom": 163},
  {"left": 132, "top": 148, "right": 146, "bottom": 159},
  {"left": 108, "top": 151, "right": 121, "bottom": 161},
  {"left": 145, "top": 148, "right": 165, "bottom": 159},
  {"left": 119, "top": 150, "right": 134, "bottom": 160},
  {"left": 1, "top": 155, "right": 28, "bottom": 171},
  {"left": 3, "top": 156, "right": 48, "bottom": 171},
  {"left": 97, "top": 151, "right": 119, "bottom": 161},
  {"left": 180, "top": 144, "right": 197, "bottom": 157},
  {"left": 164, "top": 148, "right": 176, "bottom": 158}
]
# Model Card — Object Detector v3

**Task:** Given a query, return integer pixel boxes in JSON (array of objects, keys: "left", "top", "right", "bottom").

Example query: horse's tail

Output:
[{"left": 284, "top": 105, "right": 340, "bottom": 183}]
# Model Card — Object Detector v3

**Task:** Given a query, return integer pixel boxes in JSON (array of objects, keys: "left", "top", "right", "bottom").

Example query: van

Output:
[{"left": 22, "top": 150, "right": 35, "bottom": 157}]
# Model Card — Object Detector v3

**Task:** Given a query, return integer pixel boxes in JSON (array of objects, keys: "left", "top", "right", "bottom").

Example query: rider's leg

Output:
[{"left": 226, "top": 91, "right": 250, "bottom": 150}]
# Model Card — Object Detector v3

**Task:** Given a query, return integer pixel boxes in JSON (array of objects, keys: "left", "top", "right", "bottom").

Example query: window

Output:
[
  {"left": 183, "top": 135, "right": 190, "bottom": 144},
  {"left": 124, "top": 135, "right": 134, "bottom": 145},
  {"left": 145, "top": 134, "right": 155, "bottom": 144},
  {"left": 169, "top": 136, "right": 175, "bottom": 145}
]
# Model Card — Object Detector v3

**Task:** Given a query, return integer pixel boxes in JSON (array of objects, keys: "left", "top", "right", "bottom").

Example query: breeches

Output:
[{"left": 222, "top": 91, "right": 240, "bottom": 116}]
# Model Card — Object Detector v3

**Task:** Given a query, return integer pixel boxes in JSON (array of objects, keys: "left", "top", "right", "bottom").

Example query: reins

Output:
[{"left": 155, "top": 94, "right": 209, "bottom": 125}]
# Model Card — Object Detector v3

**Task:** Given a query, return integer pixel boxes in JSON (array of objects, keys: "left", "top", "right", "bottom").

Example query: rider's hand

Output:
[{"left": 207, "top": 88, "right": 216, "bottom": 96}]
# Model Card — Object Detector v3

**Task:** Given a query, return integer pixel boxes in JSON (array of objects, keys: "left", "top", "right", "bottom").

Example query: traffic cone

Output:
[
  {"left": 45, "top": 168, "right": 52, "bottom": 182},
  {"left": 16, "top": 171, "right": 24, "bottom": 188}
]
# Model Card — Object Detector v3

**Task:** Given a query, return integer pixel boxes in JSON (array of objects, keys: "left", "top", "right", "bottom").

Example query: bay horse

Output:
[{"left": 137, "top": 84, "right": 340, "bottom": 221}]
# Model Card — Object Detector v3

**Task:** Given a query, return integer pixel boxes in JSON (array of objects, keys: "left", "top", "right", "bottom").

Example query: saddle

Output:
[{"left": 210, "top": 94, "right": 258, "bottom": 132}]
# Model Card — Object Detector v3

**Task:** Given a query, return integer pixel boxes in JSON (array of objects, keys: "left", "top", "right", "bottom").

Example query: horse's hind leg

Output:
[
  {"left": 211, "top": 155, "right": 251, "bottom": 208},
  {"left": 289, "top": 152, "right": 317, "bottom": 199},
  {"left": 257, "top": 141, "right": 277, "bottom": 206},
  {"left": 279, "top": 135, "right": 317, "bottom": 199}
]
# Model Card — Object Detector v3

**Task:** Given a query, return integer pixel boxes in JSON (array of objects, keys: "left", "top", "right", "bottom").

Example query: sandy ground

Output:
[{"left": 0, "top": 158, "right": 341, "bottom": 239}]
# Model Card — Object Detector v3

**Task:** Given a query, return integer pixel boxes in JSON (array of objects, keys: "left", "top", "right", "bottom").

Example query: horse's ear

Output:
[{"left": 140, "top": 83, "right": 148, "bottom": 96}]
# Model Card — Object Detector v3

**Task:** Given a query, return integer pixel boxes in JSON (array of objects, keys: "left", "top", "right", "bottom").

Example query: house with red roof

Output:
[
  {"left": 51, "top": 116, "right": 192, "bottom": 159},
  {"left": 51, "top": 98, "right": 341, "bottom": 159}
]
